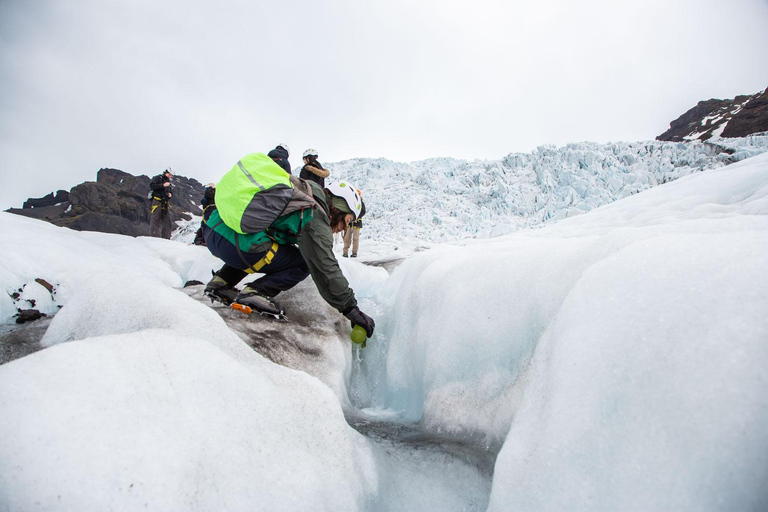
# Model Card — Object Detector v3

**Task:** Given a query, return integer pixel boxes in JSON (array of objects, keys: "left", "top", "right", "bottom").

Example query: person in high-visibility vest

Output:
[{"left": 201, "top": 156, "right": 374, "bottom": 339}]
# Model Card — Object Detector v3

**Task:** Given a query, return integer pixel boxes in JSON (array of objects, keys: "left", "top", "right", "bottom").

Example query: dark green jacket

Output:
[{"left": 298, "top": 181, "right": 357, "bottom": 313}]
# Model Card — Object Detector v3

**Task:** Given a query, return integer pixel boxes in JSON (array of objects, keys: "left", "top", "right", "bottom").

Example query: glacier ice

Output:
[{"left": 331, "top": 136, "right": 768, "bottom": 244}]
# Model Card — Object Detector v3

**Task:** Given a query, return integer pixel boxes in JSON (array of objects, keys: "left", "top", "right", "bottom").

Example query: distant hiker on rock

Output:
[
  {"left": 299, "top": 149, "right": 330, "bottom": 188},
  {"left": 268, "top": 143, "right": 292, "bottom": 175},
  {"left": 201, "top": 153, "right": 374, "bottom": 341},
  {"left": 149, "top": 167, "right": 174, "bottom": 239}
]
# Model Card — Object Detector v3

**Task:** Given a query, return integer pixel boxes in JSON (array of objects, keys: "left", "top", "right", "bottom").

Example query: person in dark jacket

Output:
[
  {"left": 203, "top": 179, "right": 374, "bottom": 339},
  {"left": 299, "top": 148, "right": 330, "bottom": 188},
  {"left": 267, "top": 143, "right": 291, "bottom": 174},
  {"left": 193, "top": 184, "right": 216, "bottom": 246},
  {"left": 149, "top": 168, "right": 174, "bottom": 239}
]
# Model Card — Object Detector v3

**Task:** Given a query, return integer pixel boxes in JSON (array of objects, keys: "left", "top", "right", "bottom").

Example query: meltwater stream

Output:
[
  {"left": 345, "top": 304, "right": 498, "bottom": 510},
  {"left": 345, "top": 409, "right": 496, "bottom": 512}
]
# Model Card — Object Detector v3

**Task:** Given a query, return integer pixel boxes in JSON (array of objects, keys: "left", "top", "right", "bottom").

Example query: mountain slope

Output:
[{"left": 657, "top": 86, "right": 768, "bottom": 142}]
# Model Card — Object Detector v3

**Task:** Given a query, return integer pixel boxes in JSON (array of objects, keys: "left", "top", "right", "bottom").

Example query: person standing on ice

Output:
[
  {"left": 343, "top": 188, "right": 364, "bottom": 258},
  {"left": 342, "top": 216, "right": 363, "bottom": 258},
  {"left": 148, "top": 167, "right": 174, "bottom": 239},
  {"left": 299, "top": 148, "right": 330, "bottom": 188},
  {"left": 202, "top": 153, "right": 374, "bottom": 339},
  {"left": 267, "top": 143, "right": 292, "bottom": 174}
]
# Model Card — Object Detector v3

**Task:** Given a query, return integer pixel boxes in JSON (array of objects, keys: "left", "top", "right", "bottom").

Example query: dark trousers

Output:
[
  {"left": 149, "top": 200, "right": 172, "bottom": 239},
  {"left": 204, "top": 226, "right": 310, "bottom": 297}
]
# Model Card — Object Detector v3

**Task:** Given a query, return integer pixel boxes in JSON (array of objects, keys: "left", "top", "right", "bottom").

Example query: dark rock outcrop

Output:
[
  {"left": 23, "top": 190, "right": 70, "bottom": 209},
  {"left": 721, "top": 87, "right": 768, "bottom": 137},
  {"left": 7, "top": 168, "right": 205, "bottom": 237},
  {"left": 658, "top": 87, "right": 768, "bottom": 142}
]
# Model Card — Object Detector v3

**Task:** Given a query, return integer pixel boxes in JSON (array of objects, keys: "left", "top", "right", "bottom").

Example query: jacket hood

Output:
[{"left": 268, "top": 147, "right": 289, "bottom": 160}]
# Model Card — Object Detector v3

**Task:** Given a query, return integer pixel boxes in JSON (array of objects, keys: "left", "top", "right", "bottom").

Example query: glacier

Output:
[
  {"left": 1, "top": 142, "right": 767, "bottom": 511},
  {"left": 331, "top": 135, "right": 768, "bottom": 245}
]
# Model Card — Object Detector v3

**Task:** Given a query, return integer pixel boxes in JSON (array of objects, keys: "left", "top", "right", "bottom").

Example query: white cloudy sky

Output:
[{"left": 1, "top": 0, "right": 767, "bottom": 209}]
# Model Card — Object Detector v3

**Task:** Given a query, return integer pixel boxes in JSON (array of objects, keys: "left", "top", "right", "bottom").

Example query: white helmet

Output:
[
  {"left": 276, "top": 143, "right": 290, "bottom": 156},
  {"left": 326, "top": 181, "right": 363, "bottom": 220},
  {"left": 302, "top": 148, "right": 319, "bottom": 158}
]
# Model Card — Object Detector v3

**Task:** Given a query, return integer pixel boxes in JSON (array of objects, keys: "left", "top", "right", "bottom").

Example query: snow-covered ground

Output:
[{"left": 1, "top": 147, "right": 767, "bottom": 511}]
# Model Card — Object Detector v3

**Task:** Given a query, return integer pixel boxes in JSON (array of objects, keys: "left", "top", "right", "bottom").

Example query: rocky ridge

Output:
[{"left": 6, "top": 168, "right": 205, "bottom": 237}]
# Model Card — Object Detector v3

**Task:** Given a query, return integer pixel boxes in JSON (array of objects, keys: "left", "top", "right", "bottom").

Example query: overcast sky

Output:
[{"left": 1, "top": 0, "right": 767, "bottom": 209}]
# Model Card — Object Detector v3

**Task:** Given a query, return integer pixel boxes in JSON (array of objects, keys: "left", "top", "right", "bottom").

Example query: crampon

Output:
[
  {"left": 230, "top": 296, "right": 287, "bottom": 321},
  {"left": 204, "top": 287, "right": 238, "bottom": 306}
]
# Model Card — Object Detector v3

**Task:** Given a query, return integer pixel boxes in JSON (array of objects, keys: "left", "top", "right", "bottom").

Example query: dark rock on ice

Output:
[{"left": 16, "top": 309, "right": 46, "bottom": 324}]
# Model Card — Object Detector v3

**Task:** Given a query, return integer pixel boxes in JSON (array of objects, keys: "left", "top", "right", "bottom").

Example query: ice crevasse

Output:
[{"left": 352, "top": 152, "right": 768, "bottom": 511}]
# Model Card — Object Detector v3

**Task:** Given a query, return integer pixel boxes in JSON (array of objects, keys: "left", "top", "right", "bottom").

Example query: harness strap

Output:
[
  {"left": 151, "top": 196, "right": 170, "bottom": 215},
  {"left": 233, "top": 233, "right": 251, "bottom": 269},
  {"left": 202, "top": 214, "right": 220, "bottom": 245},
  {"left": 233, "top": 233, "right": 279, "bottom": 274},
  {"left": 243, "top": 242, "right": 279, "bottom": 274}
]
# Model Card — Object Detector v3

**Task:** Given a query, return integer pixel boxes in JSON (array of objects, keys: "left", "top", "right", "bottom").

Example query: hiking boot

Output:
[
  {"left": 351, "top": 253, "right": 357, "bottom": 258},
  {"left": 232, "top": 286, "right": 286, "bottom": 317},
  {"left": 204, "top": 275, "right": 238, "bottom": 305},
  {"left": 342, "top": 253, "right": 348, "bottom": 258}
]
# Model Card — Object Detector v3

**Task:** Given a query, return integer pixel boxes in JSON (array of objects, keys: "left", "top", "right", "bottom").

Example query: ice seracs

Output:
[{"left": 331, "top": 135, "right": 768, "bottom": 243}]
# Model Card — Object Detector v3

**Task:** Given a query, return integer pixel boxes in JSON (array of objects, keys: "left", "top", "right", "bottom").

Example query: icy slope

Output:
[
  {"left": 0, "top": 214, "right": 388, "bottom": 510},
  {"left": 331, "top": 135, "right": 768, "bottom": 244},
  {"left": 351, "top": 152, "right": 768, "bottom": 511},
  {"left": 0, "top": 215, "right": 221, "bottom": 324},
  {"left": 0, "top": 331, "right": 379, "bottom": 512}
]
